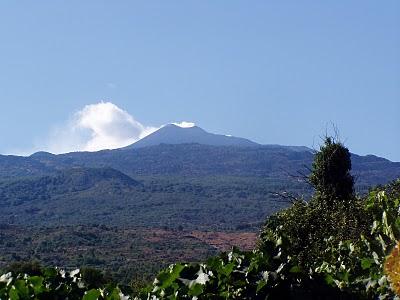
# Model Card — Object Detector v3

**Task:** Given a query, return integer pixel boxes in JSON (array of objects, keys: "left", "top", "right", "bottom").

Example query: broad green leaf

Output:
[
  {"left": 82, "top": 289, "right": 101, "bottom": 300},
  {"left": 29, "top": 276, "right": 44, "bottom": 294},
  {"left": 220, "top": 262, "right": 235, "bottom": 276},
  {"left": 157, "top": 264, "right": 185, "bottom": 290}
]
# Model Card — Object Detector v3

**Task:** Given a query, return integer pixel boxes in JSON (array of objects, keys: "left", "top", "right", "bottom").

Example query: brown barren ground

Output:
[{"left": 189, "top": 231, "right": 257, "bottom": 251}]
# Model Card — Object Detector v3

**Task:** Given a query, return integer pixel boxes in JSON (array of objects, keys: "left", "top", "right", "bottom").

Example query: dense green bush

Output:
[
  {"left": 259, "top": 137, "right": 368, "bottom": 268},
  {"left": 309, "top": 137, "right": 355, "bottom": 202},
  {"left": 258, "top": 193, "right": 369, "bottom": 270},
  {"left": 136, "top": 229, "right": 294, "bottom": 300}
]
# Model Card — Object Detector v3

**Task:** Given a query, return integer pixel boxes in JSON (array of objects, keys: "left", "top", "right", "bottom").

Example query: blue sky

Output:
[{"left": 0, "top": 1, "right": 399, "bottom": 160}]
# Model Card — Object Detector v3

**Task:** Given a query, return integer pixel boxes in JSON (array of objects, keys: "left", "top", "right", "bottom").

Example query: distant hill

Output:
[{"left": 125, "top": 124, "right": 260, "bottom": 148}]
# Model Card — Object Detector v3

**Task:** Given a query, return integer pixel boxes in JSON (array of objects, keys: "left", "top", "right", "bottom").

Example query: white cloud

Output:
[
  {"left": 10, "top": 102, "right": 200, "bottom": 155},
  {"left": 41, "top": 102, "right": 159, "bottom": 154}
]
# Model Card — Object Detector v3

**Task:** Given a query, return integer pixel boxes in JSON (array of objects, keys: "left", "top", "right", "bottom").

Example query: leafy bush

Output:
[
  {"left": 259, "top": 137, "right": 368, "bottom": 269},
  {"left": 312, "top": 181, "right": 400, "bottom": 298},
  {"left": 0, "top": 268, "right": 129, "bottom": 300},
  {"left": 137, "top": 246, "right": 295, "bottom": 299}
]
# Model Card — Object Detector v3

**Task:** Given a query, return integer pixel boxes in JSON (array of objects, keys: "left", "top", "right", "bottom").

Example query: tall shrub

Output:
[{"left": 309, "top": 137, "right": 355, "bottom": 202}]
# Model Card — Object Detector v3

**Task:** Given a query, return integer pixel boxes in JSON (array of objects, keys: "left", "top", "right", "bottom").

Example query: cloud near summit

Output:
[
  {"left": 38, "top": 102, "right": 196, "bottom": 154},
  {"left": 43, "top": 102, "right": 159, "bottom": 154}
]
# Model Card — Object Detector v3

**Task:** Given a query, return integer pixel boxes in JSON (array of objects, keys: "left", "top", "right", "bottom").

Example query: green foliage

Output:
[
  {"left": 312, "top": 181, "right": 400, "bottom": 298},
  {"left": 259, "top": 138, "right": 367, "bottom": 269},
  {"left": 138, "top": 247, "right": 296, "bottom": 299},
  {"left": 0, "top": 268, "right": 128, "bottom": 300},
  {"left": 259, "top": 195, "right": 370, "bottom": 269},
  {"left": 254, "top": 138, "right": 400, "bottom": 297}
]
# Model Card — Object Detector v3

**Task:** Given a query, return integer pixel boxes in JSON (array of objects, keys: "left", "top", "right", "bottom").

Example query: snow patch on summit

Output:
[{"left": 171, "top": 121, "right": 196, "bottom": 128}]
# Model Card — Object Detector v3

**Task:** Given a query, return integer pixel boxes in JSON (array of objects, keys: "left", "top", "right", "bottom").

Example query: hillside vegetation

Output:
[{"left": 1, "top": 138, "right": 400, "bottom": 299}]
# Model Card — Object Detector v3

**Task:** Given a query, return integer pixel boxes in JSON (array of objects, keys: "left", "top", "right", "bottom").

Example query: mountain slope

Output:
[{"left": 126, "top": 124, "right": 260, "bottom": 148}]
